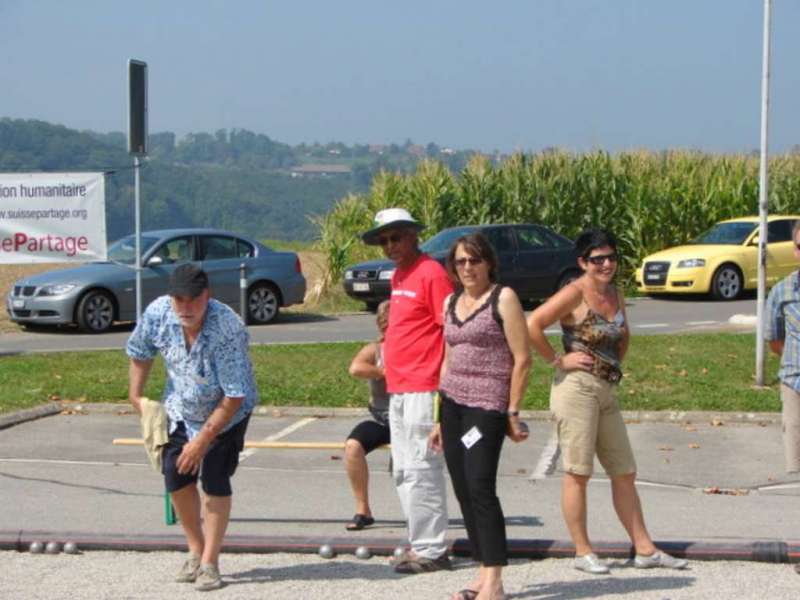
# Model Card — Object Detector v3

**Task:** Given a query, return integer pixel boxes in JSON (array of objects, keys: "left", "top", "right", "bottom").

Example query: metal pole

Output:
[
  {"left": 755, "top": 0, "right": 772, "bottom": 387},
  {"left": 135, "top": 156, "right": 142, "bottom": 320},
  {"left": 239, "top": 262, "right": 247, "bottom": 322}
]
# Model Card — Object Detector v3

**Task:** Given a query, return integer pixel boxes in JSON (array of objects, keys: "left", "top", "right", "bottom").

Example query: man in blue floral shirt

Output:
[{"left": 127, "top": 264, "right": 257, "bottom": 591}]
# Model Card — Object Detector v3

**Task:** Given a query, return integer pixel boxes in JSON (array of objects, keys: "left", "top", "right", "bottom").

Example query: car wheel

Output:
[
  {"left": 710, "top": 264, "right": 743, "bottom": 300},
  {"left": 247, "top": 282, "right": 280, "bottom": 324},
  {"left": 76, "top": 290, "right": 115, "bottom": 333}
]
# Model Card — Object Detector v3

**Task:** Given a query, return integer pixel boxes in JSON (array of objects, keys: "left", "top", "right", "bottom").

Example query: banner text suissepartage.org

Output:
[{"left": 0, "top": 232, "right": 89, "bottom": 257}]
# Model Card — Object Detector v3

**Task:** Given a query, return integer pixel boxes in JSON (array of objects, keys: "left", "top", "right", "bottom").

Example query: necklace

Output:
[{"left": 461, "top": 285, "right": 492, "bottom": 313}]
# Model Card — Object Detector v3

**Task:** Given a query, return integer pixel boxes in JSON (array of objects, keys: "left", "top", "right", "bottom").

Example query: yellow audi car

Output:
[{"left": 636, "top": 215, "right": 800, "bottom": 300}]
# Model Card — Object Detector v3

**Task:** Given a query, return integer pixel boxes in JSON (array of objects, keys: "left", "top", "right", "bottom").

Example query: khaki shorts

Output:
[
  {"left": 780, "top": 385, "right": 800, "bottom": 473},
  {"left": 550, "top": 369, "right": 636, "bottom": 477}
]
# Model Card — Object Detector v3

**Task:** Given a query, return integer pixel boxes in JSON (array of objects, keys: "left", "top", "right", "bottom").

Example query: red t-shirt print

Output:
[{"left": 383, "top": 254, "right": 454, "bottom": 394}]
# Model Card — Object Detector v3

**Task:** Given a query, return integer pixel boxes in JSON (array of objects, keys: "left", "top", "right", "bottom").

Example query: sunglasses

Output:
[
  {"left": 377, "top": 232, "right": 405, "bottom": 246},
  {"left": 586, "top": 253, "right": 618, "bottom": 266},
  {"left": 454, "top": 257, "right": 484, "bottom": 268}
]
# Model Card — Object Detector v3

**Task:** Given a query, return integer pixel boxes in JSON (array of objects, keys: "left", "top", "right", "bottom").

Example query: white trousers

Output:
[
  {"left": 780, "top": 385, "right": 800, "bottom": 473},
  {"left": 389, "top": 391, "right": 448, "bottom": 559}
]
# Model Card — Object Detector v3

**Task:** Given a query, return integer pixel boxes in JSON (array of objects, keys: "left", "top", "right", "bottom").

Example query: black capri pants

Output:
[
  {"left": 347, "top": 419, "right": 391, "bottom": 453},
  {"left": 441, "top": 392, "right": 508, "bottom": 566},
  {"left": 163, "top": 415, "right": 250, "bottom": 497}
]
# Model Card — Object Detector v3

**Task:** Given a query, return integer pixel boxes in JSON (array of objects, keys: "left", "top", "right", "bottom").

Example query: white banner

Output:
[{"left": 0, "top": 172, "right": 106, "bottom": 264}]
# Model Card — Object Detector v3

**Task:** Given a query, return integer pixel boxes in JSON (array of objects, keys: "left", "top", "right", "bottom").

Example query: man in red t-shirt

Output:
[{"left": 361, "top": 208, "right": 454, "bottom": 574}]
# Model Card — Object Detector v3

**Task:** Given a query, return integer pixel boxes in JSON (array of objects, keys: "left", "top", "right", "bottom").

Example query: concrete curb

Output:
[
  {"left": 0, "top": 403, "right": 783, "bottom": 426},
  {"left": 729, "top": 314, "right": 759, "bottom": 326},
  {"left": 0, "top": 403, "right": 61, "bottom": 431},
  {"left": 1, "top": 530, "right": 797, "bottom": 564}
]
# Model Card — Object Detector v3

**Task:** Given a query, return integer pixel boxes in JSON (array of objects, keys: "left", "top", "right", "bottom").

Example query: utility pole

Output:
[
  {"left": 128, "top": 59, "right": 148, "bottom": 320},
  {"left": 755, "top": 0, "right": 772, "bottom": 387}
]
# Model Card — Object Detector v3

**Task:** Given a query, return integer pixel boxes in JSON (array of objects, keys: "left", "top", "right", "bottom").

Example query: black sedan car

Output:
[{"left": 343, "top": 224, "right": 579, "bottom": 310}]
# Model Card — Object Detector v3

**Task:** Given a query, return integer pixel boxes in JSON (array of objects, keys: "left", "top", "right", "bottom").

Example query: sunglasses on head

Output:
[
  {"left": 585, "top": 253, "right": 618, "bottom": 266},
  {"left": 454, "top": 257, "right": 484, "bottom": 268},
  {"left": 377, "top": 232, "right": 406, "bottom": 246}
]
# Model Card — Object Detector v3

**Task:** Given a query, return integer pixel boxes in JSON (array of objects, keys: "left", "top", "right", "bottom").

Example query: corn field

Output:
[{"left": 310, "top": 150, "right": 800, "bottom": 297}]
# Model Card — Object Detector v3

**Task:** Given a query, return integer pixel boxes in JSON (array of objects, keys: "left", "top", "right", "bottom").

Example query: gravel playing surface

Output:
[{"left": 4, "top": 550, "right": 799, "bottom": 599}]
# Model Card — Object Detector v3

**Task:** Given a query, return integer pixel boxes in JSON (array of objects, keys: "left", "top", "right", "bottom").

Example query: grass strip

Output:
[{"left": 0, "top": 333, "right": 782, "bottom": 415}]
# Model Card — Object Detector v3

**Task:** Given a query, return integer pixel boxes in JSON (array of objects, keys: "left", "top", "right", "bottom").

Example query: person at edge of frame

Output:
[
  {"left": 126, "top": 263, "right": 257, "bottom": 591},
  {"left": 765, "top": 218, "right": 800, "bottom": 576}
]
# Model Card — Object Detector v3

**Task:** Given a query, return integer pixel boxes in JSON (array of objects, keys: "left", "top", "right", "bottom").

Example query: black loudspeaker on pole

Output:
[{"left": 128, "top": 60, "right": 148, "bottom": 156}]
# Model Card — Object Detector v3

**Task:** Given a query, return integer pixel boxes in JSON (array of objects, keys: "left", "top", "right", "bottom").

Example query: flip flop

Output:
[
  {"left": 451, "top": 590, "right": 479, "bottom": 600},
  {"left": 345, "top": 513, "right": 375, "bottom": 531}
]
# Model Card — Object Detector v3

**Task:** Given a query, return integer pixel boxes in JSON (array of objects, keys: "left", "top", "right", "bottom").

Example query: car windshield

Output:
[
  {"left": 107, "top": 235, "right": 160, "bottom": 264},
  {"left": 420, "top": 227, "right": 477, "bottom": 254},
  {"left": 691, "top": 222, "right": 755, "bottom": 245}
]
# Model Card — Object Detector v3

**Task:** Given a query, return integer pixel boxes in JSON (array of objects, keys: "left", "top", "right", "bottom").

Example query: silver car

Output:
[{"left": 6, "top": 228, "right": 306, "bottom": 333}]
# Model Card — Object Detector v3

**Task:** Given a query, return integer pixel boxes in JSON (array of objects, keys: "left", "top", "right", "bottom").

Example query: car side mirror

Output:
[{"left": 146, "top": 255, "right": 164, "bottom": 266}]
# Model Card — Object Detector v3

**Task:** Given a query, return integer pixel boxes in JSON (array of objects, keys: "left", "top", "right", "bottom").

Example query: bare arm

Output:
[
  {"left": 348, "top": 342, "right": 383, "bottom": 379},
  {"left": 498, "top": 287, "right": 532, "bottom": 442},
  {"left": 617, "top": 287, "right": 630, "bottom": 362},
  {"left": 499, "top": 287, "right": 531, "bottom": 413},
  {"left": 527, "top": 282, "right": 594, "bottom": 372},
  {"left": 176, "top": 395, "right": 244, "bottom": 475},
  {"left": 128, "top": 358, "right": 154, "bottom": 415},
  {"left": 439, "top": 293, "right": 453, "bottom": 381}
]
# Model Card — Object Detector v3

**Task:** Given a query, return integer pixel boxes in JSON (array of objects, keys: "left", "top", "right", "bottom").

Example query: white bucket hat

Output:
[{"left": 361, "top": 208, "right": 425, "bottom": 245}]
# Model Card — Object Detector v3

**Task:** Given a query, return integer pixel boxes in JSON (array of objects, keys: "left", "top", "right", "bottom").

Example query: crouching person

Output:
[{"left": 126, "top": 264, "right": 257, "bottom": 591}]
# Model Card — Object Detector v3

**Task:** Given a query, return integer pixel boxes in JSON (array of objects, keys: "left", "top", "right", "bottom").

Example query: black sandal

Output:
[{"left": 345, "top": 513, "right": 375, "bottom": 531}]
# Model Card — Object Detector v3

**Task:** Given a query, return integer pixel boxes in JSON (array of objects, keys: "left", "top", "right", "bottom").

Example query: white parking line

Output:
[
  {"left": 239, "top": 417, "right": 318, "bottom": 462},
  {"left": 635, "top": 323, "right": 669, "bottom": 329},
  {"left": 686, "top": 320, "right": 718, "bottom": 326},
  {"left": 0, "top": 458, "right": 148, "bottom": 468},
  {"left": 529, "top": 427, "right": 560, "bottom": 481}
]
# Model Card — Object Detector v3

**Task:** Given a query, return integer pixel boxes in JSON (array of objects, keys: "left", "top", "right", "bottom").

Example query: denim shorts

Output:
[{"left": 162, "top": 415, "right": 250, "bottom": 497}]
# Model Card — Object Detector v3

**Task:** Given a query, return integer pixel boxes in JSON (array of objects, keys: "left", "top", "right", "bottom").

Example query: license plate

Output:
[
  {"left": 646, "top": 274, "right": 661, "bottom": 281},
  {"left": 12, "top": 299, "right": 25, "bottom": 309},
  {"left": 353, "top": 282, "right": 370, "bottom": 292}
]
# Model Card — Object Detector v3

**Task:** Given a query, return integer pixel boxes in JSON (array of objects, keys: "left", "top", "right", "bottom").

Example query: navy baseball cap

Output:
[{"left": 168, "top": 264, "right": 209, "bottom": 298}]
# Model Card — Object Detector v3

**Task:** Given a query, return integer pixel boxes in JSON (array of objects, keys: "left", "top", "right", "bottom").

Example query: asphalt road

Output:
[{"left": 0, "top": 295, "right": 758, "bottom": 355}]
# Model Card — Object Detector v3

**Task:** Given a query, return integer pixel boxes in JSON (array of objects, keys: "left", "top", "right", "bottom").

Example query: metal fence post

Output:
[{"left": 239, "top": 263, "right": 247, "bottom": 322}]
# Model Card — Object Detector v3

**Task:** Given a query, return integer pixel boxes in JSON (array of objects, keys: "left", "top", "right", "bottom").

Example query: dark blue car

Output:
[{"left": 343, "top": 224, "right": 579, "bottom": 310}]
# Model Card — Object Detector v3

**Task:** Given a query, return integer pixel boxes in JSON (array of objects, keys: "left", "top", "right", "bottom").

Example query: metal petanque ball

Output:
[
  {"left": 45, "top": 542, "right": 62, "bottom": 555},
  {"left": 29, "top": 541, "right": 45, "bottom": 554},
  {"left": 318, "top": 544, "right": 336, "bottom": 559},
  {"left": 354, "top": 546, "right": 371, "bottom": 560},
  {"left": 393, "top": 546, "right": 407, "bottom": 559},
  {"left": 519, "top": 422, "right": 530, "bottom": 435},
  {"left": 63, "top": 542, "right": 79, "bottom": 555}
]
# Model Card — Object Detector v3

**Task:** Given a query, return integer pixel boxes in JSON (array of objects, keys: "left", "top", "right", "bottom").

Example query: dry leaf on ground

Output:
[{"left": 703, "top": 487, "right": 749, "bottom": 496}]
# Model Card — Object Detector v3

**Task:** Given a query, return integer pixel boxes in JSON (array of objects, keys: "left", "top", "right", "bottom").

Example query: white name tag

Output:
[{"left": 461, "top": 426, "right": 482, "bottom": 449}]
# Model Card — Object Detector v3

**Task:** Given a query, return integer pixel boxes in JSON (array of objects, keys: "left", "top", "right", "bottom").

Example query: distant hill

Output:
[{"left": 0, "top": 118, "right": 481, "bottom": 242}]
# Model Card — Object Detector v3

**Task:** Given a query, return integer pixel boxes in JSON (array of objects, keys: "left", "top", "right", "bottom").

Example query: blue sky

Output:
[{"left": 1, "top": 0, "right": 798, "bottom": 153}]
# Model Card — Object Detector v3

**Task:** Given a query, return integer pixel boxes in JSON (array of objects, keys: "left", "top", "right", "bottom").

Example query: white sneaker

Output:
[
  {"left": 195, "top": 564, "right": 223, "bottom": 591},
  {"left": 574, "top": 552, "right": 611, "bottom": 574},
  {"left": 634, "top": 550, "right": 688, "bottom": 570}
]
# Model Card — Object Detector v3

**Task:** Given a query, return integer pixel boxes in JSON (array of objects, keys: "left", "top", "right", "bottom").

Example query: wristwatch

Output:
[{"left": 507, "top": 410, "right": 520, "bottom": 417}]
